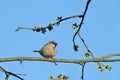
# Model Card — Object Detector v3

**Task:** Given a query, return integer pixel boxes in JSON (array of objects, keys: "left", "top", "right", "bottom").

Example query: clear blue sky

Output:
[{"left": 0, "top": 0, "right": 120, "bottom": 80}]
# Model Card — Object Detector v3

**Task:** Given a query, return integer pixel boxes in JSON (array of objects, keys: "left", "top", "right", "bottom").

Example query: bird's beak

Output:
[{"left": 55, "top": 43, "right": 57, "bottom": 47}]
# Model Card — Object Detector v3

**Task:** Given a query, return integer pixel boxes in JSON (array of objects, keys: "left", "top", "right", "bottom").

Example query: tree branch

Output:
[
  {"left": 73, "top": 0, "right": 91, "bottom": 45},
  {"left": 81, "top": 63, "right": 85, "bottom": 80},
  {"left": 0, "top": 53, "right": 120, "bottom": 64},
  {"left": 0, "top": 66, "right": 24, "bottom": 80},
  {"left": 99, "top": 53, "right": 120, "bottom": 59}
]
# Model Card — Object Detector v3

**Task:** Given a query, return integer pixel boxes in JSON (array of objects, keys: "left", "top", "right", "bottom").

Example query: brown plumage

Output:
[{"left": 33, "top": 41, "right": 57, "bottom": 58}]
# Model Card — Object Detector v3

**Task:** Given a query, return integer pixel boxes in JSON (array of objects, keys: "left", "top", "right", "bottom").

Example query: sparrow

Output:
[{"left": 33, "top": 41, "right": 57, "bottom": 58}]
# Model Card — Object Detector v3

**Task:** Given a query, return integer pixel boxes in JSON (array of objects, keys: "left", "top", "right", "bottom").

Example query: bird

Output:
[{"left": 33, "top": 41, "right": 57, "bottom": 58}]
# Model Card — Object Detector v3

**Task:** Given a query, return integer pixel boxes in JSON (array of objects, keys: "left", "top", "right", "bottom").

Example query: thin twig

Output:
[
  {"left": 15, "top": 14, "right": 83, "bottom": 32},
  {"left": 0, "top": 66, "right": 9, "bottom": 80},
  {"left": 78, "top": 32, "right": 101, "bottom": 65},
  {"left": 99, "top": 53, "right": 120, "bottom": 59},
  {"left": 78, "top": 32, "right": 95, "bottom": 58},
  {"left": 73, "top": 0, "right": 91, "bottom": 45},
  {"left": 7, "top": 71, "right": 24, "bottom": 80},
  {"left": 81, "top": 63, "right": 85, "bottom": 80},
  {"left": 75, "top": 0, "right": 101, "bottom": 66},
  {"left": 0, "top": 66, "right": 24, "bottom": 80}
]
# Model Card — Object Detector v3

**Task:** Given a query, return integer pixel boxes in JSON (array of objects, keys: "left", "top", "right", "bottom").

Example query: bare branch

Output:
[
  {"left": 15, "top": 14, "right": 83, "bottom": 33},
  {"left": 81, "top": 63, "right": 85, "bottom": 80},
  {"left": 0, "top": 53, "right": 120, "bottom": 64},
  {"left": 0, "top": 66, "right": 24, "bottom": 80},
  {"left": 99, "top": 53, "right": 120, "bottom": 59},
  {"left": 73, "top": 0, "right": 91, "bottom": 45},
  {"left": 77, "top": 32, "right": 101, "bottom": 66}
]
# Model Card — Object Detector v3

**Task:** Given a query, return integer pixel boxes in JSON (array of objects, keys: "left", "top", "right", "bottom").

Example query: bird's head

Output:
[{"left": 48, "top": 41, "right": 57, "bottom": 47}]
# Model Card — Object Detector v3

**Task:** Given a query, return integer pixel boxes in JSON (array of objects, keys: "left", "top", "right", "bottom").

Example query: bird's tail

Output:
[{"left": 33, "top": 50, "right": 40, "bottom": 52}]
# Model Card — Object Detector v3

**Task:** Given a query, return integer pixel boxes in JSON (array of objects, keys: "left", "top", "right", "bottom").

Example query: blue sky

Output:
[{"left": 0, "top": 0, "right": 120, "bottom": 80}]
